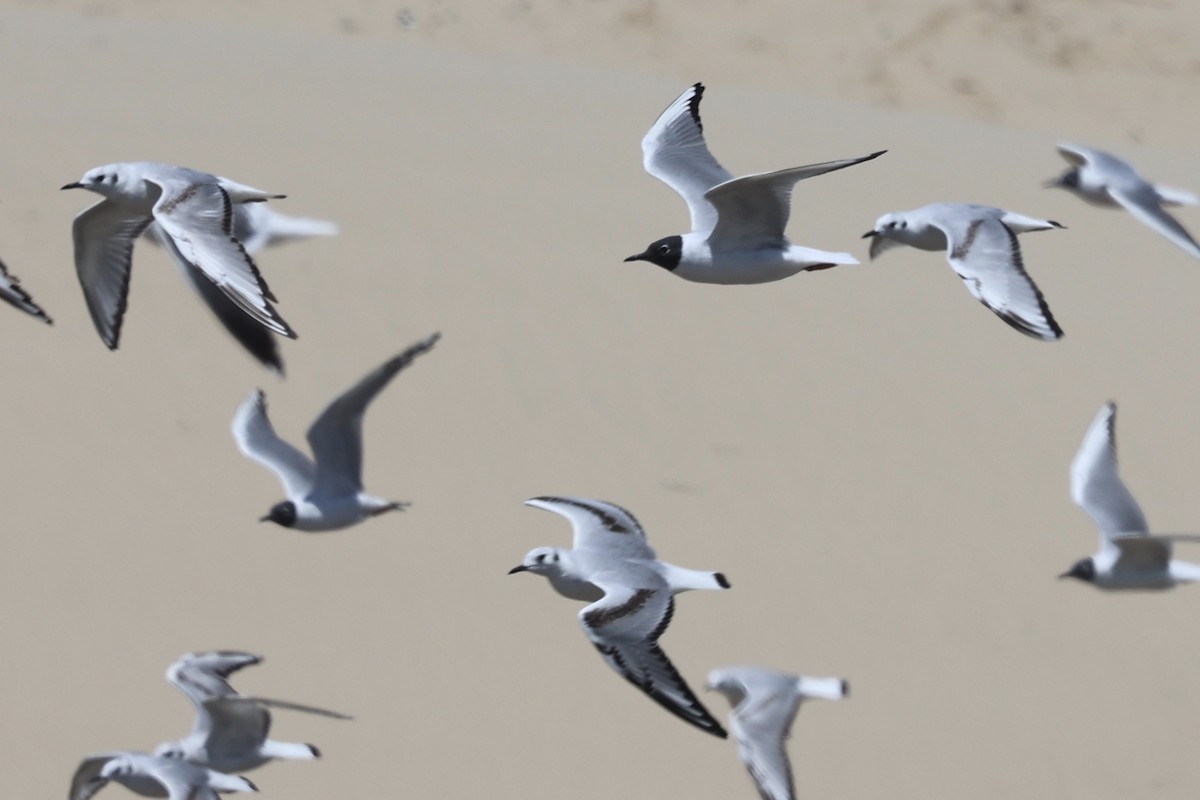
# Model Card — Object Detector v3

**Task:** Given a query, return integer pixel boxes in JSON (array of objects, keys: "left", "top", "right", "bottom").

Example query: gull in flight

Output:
[
  {"left": 232, "top": 332, "right": 440, "bottom": 531},
  {"left": 509, "top": 495, "right": 730, "bottom": 737},
  {"left": 624, "top": 83, "right": 884, "bottom": 284},
  {"left": 61, "top": 162, "right": 296, "bottom": 355},
  {"left": 707, "top": 666, "right": 848, "bottom": 800},
  {"left": 69, "top": 752, "right": 255, "bottom": 800},
  {"left": 1045, "top": 142, "right": 1200, "bottom": 260},
  {"left": 0, "top": 254, "right": 52, "bottom": 324},
  {"left": 154, "top": 650, "right": 351, "bottom": 773},
  {"left": 862, "top": 203, "right": 1064, "bottom": 340},
  {"left": 143, "top": 203, "right": 337, "bottom": 373},
  {"left": 1060, "top": 402, "right": 1200, "bottom": 589}
]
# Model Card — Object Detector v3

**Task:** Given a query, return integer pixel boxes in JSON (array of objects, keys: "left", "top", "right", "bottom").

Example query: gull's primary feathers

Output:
[
  {"left": 1060, "top": 402, "right": 1200, "bottom": 590},
  {"left": 155, "top": 650, "right": 351, "bottom": 773},
  {"left": 0, "top": 254, "right": 52, "bottom": 324},
  {"left": 69, "top": 752, "right": 255, "bottom": 800},
  {"left": 625, "top": 83, "right": 884, "bottom": 284},
  {"left": 143, "top": 204, "right": 338, "bottom": 373},
  {"left": 1046, "top": 142, "right": 1200, "bottom": 260},
  {"left": 707, "top": 666, "right": 848, "bottom": 800},
  {"left": 862, "top": 203, "right": 1064, "bottom": 340},
  {"left": 61, "top": 162, "right": 296, "bottom": 356},
  {"left": 232, "top": 332, "right": 440, "bottom": 531},
  {"left": 509, "top": 496, "right": 730, "bottom": 738}
]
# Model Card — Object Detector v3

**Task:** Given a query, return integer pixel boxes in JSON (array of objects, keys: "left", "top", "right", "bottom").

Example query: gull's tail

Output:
[
  {"left": 658, "top": 562, "right": 731, "bottom": 593},
  {"left": 797, "top": 676, "right": 850, "bottom": 701}
]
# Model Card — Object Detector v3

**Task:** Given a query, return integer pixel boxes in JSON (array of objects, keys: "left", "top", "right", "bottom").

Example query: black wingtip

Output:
[
  {"left": 307, "top": 744, "right": 321, "bottom": 758},
  {"left": 687, "top": 83, "right": 705, "bottom": 131},
  {"left": 715, "top": 572, "right": 730, "bottom": 589},
  {"left": 841, "top": 679, "right": 851, "bottom": 698},
  {"left": 1048, "top": 219, "right": 1066, "bottom": 229}
]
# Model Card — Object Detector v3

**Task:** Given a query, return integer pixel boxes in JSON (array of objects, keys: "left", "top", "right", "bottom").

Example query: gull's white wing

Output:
[
  {"left": 149, "top": 179, "right": 295, "bottom": 338},
  {"left": 0, "top": 257, "right": 51, "bottom": 324},
  {"left": 641, "top": 83, "right": 733, "bottom": 235},
  {"left": 232, "top": 391, "right": 317, "bottom": 500},
  {"left": 1108, "top": 184, "right": 1200, "bottom": 259},
  {"left": 144, "top": 756, "right": 253, "bottom": 800},
  {"left": 159, "top": 234, "right": 283, "bottom": 373},
  {"left": 167, "top": 651, "right": 262, "bottom": 705},
  {"left": 69, "top": 755, "right": 116, "bottom": 800},
  {"left": 1071, "top": 403, "right": 1149, "bottom": 540},
  {"left": 524, "top": 496, "right": 656, "bottom": 560},
  {"left": 71, "top": 198, "right": 154, "bottom": 348},
  {"left": 579, "top": 570, "right": 726, "bottom": 738},
  {"left": 705, "top": 151, "right": 885, "bottom": 250},
  {"left": 306, "top": 333, "right": 440, "bottom": 498},
  {"left": 730, "top": 682, "right": 802, "bottom": 800},
  {"left": 939, "top": 216, "right": 1063, "bottom": 340}
]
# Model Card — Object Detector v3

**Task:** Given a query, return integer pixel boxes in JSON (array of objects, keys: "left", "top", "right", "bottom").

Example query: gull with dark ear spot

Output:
[
  {"left": 1061, "top": 402, "right": 1200, "bottom": 590},
  {"left": 69, "top": 751, "right": 256, "bottom": 800},
  {"left": 1046, "top": 142, "right": 1200, "bottom": 259},
  {"left": 232, "top": 333, "right": 440, "bottom": 532},
  {"left": 154, "top": 650, "right": 351, "bottom": 773},
  {"left": 626, "top": 83, "right": 884, "bottom": 284},
  {"left": 509, "top": 496, "right": 730, "bottom": 738},
  {"left": 707, "top": 666, "right": 849, "bottom": 800},
  {"left": 61, "top": 161, "right": 296, "bottom": 360},
  {"left": 863, "top": 203, "right": 1064, "bottom": 340},
  {"left": 142, "top": 204, "right": 337, "bottom": 374}
]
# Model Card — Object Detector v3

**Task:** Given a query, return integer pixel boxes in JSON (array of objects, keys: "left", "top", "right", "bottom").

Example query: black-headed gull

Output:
[
  {"left": 707, "top": 666, "right": 848, "bottom": 800},
  {"left": 862, "top": 203, "right": 1064, "bottom": 340},
  {"left": 69, "top": 752, "right": 255, "bottom": 800},
  {"left": 61, "top": 162, "right": 296, "bottom": 353},
  {"left": 154, "top": 650, "right": 351, "bottom": 773},
  {"left": 509, "top": 496, "right": 729, "bottom": 738},
  {"left": 1060, "top": 402, "right": 1200, "bottom": 590},
  {"left": 143, "top": 204, "right": 337, "bottom": 374},
  {"left": 1046, "top": 142, "right": 1200, "bottom": 260},
  {"left": 624, "top": 83, "right": 884, "bottom": 284},
  {"left": 232, "top": 333, "right": 440, "bottom": 531}
]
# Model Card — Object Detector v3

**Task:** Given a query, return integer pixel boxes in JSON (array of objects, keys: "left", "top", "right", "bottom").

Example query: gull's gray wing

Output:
[
  {"left": 1071, "top": 403, "right": 1149, "bottom": 542},
  {"left": 158, "top": 234, "right": 283, "bottom": 373},
  {"left": 149, "top": 179, "right": 295, "bottom": 339},
  {"left": 729, "top": 679, "right": 802, "bottom": 800},
  {"left": 232, "top": 391, "right": 317, "bottom": 501},
  {"left": 306, "top": 333, "right": 440, "bottom": 498},
  {"left": 69, "top": 755, "right": 116, "bottom": 800},
  {"left": 641, "top": 83, "right": 733, "bottom": 235},
  {"left": 938, "top": 215, "right": 1063, "bottom": 340},
  {"left": 705, "top": 152, "right": 885, "bottom": 250},
  {"left": 0, "top": 257, "right": 51, "bottom": 324},
  {"left": 200, "top": 697, "right": 271, "bottom": 763},
  {"left": 524, "top": 496, "right": 656, "bottom": 560},
  {"left": 1108, "top": 184, "right": 1200, "bottom": 259},
  {"left": 580, "top": 570, "right": 726, "bottom": 738},
  {"left": 1111, "top": 535, "right": 1172, "bottom": 574},
  {"left": 71, "top": 198, "right": 154, "bottom": 348},
  {"left": 167, "top": 651, "right": 262, "bottom": 705}
]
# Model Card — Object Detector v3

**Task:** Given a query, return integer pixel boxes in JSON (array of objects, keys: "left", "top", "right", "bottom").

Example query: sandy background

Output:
[{"left": 2, "top": 1, "right": 1200, "bottom": 799}]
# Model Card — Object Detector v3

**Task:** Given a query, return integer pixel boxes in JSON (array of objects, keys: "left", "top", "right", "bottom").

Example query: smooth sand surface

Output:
[{"left": 3, "top": 2, "right": 1200, "bottom": 800}]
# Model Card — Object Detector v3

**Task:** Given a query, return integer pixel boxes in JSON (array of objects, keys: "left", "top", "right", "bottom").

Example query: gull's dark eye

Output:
[
  {"left": 659, "top": 244, "right": 670, "bottom": 253},
  {"left": 535, "top": 554, "right": 545, "bottom": 563}
]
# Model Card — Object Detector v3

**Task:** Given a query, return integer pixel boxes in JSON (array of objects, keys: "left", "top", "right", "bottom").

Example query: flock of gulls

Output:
[{"left": 25, "top": 81, "right": 1199, "bottom": 800}]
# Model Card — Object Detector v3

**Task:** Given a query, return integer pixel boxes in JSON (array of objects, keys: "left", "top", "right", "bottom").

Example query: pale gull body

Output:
[
  {"left": 232, "top": 333, "right": 440, "bottom": 531},
  {"left": 625, "top": 83, "right": 884, "bottom": 284},
  {"left": 153, "top": 650, "right": 351, "bottom": 773},
  {"left": 707, "top": 666, "right": 848, "bottom": 800},
  {"left": 862, "top": 203, "right": 1064, "bottom": 340},
  {"left": 69, "top": 752, "right": 255, "bottom": 800},
  {"left": 61, "top": 162, "right": 296, "bottom": 355},
  {"left": 509, "top": 495, "right": 730, "bottom": 737},
  {"left": 1046, "top": 142, "right": 1200, "bottom": 259},
  {"left": 1060, "top": 402, "right": 1200, "bottom": 590}
]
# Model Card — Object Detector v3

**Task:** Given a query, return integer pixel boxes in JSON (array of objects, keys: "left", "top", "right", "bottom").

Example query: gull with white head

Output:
[{"left": 69, "top": 752, "right": 255, "bottom": 800}]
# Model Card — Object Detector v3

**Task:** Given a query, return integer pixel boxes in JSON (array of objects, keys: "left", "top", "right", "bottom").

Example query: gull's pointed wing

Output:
[
  {"left": 200, "top": 697, "right": 271, "bottom": 761},
  {"left": 149, "top": 179, "right": 296, "bottom": 339},
  {"left": 69, "top": 755, "right": 116, "bottom": 800},
  {"left": 730, "top": 683, "right": 802, "bottom": 800},
  {"left": 0, "top": 257, "right": 51, "bottom": 324},
  {"left": 167, "top": 651, "right": 262, "bottom": 706},
  {"left": 241, "top": 696, "right": 353, "bottom": 719},
  {"left": 71, "top": 198, "right": 154, "bottom": 348},
  {"left": 641, "top": 83, "right": 733, "bottom": 235},
  {"left": 1109, "top": 184, "right": 1200, "bottom": 259},
  {"left": 580, "top": 571, "right": 727, "bottom": 738},
  {"left": 159, "top": 234, "right": 283, "bottom": 373},
  {"left": 524, "top": 496, "right": 656, "bottom": 560},
  {"left": 232, "top": 391, "right": 317, "bottom": 501},
  {"left": 939, "top": 217, "right": 1063, "bottom": 340},
  {"left": 705, "top": 151, "right": 885, "bottom": 250},
  {"left": 306, "top": 333, "right": 440, "bottom": 497},
  {"left": 1071, "top": 403, "right": 1149, "bottom": 541}
]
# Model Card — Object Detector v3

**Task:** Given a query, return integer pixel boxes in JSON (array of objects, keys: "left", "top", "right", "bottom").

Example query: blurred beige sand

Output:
[{"left": 2, "top": 2, "right": 1200, "bottom": 800}]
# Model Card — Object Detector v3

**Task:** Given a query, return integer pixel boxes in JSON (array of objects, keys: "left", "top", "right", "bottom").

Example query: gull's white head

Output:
[
  {"left": 61, "top": 163, "right": 141, "bottom": 198},
  {"left": 864, "top": 212, "right": 908, "bottom": 238},
  {"left": 508, "top": 546, "right": 565, "bottom": 577}
]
